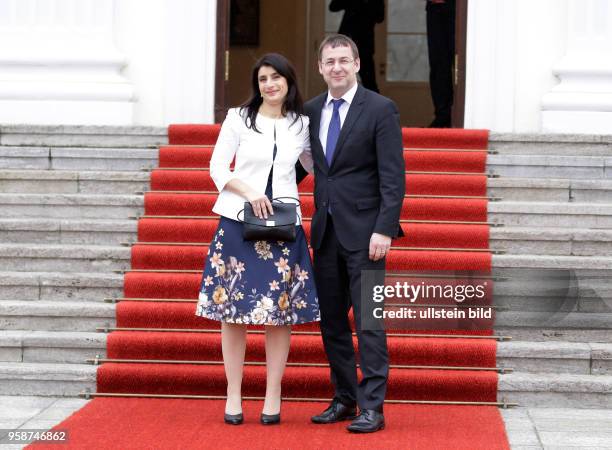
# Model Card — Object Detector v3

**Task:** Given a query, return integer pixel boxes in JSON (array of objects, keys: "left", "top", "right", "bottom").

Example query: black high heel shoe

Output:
[
  {"left": 224, "top": 412, "right": 244, "bottom": 425},
  {"left": 260, "top": 412, "right": 280, "bottom": 425}
]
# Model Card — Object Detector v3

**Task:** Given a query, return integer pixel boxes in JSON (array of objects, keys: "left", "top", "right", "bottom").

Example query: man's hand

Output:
[{"left": 369, "top": 233, "right": 392, "bottom": 261}]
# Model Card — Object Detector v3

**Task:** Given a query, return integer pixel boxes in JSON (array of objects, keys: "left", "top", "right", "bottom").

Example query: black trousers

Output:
[
  {"left": 426, "top": 0, "right": 456, "bottom": 126},
  {"left": 313, "top": 215, "right": 388, "bottom": 412},
  {"left": 357, "top": 50, "right": 379, "bottom": 93}
]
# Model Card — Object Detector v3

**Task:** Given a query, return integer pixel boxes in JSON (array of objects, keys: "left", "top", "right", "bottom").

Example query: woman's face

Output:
[{"left": 258, "top": 65, "right": 289, "bottom": 106}]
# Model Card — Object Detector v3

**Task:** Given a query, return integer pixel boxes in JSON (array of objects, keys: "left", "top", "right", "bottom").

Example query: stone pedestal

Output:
[
  {"left": 542, "top": 0, "right": 612, "bottom": 134},
  {"left": 0, "top": 0, "right": 134, "bottom": 125}
]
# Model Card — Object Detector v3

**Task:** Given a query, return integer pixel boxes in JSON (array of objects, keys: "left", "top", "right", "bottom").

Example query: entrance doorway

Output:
[{"left": 215, "top": 0, "right": 466, "bottom": 127}]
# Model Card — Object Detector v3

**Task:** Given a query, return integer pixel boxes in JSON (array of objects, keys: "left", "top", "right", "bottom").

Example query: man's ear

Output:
[
  {"left": 355, "top": 57, "right": 361, "bottom": 73},
  {"left": 318, "top": 61, "right": 324, "bottom": 76}
]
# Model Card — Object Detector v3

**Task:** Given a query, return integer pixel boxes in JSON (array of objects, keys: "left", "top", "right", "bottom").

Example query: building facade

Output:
[{"left": 1, "top": 0, "right": 611, "bottom": 133}]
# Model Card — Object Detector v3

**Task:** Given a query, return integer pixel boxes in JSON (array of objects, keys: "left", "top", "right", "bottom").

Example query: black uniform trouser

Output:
[
  {"left": 313, "top": 215, "right": 388, "bottom": 412},
  {"left": 426, "top": 0, "right": 456, "bottom": 125},
  {"left": 357, "top": 50, "right": 379, "bottom": 93}
]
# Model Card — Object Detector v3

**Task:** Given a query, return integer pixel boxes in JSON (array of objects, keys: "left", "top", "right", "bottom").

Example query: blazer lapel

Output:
[{"left": 330, "top": 85, "right": 366, "bottom": 170}]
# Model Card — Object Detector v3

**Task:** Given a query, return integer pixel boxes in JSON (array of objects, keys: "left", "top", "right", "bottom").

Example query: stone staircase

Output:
[{"left": 0, "top": 125, "right": 611, "bottom": 408}]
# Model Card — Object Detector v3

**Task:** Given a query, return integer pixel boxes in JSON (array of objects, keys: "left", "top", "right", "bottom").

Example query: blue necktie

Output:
[{"left": 325, "top": 98, "right": 344, "bottom": 166}]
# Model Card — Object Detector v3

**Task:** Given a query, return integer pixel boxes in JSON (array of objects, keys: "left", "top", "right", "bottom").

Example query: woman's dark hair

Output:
[{"left": 240, "top": 53, "right": 304, "bottom": 133}]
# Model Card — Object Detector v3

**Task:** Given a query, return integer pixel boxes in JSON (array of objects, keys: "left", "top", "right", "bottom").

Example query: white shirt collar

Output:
[{"left": 325, "top": 82, "right": 358, "bottom": 107}]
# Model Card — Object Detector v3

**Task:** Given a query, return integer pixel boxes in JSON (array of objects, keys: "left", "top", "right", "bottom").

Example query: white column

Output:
[
  {"left": 465, "top": 0, "right": 567, "bottom": 133},
  {"left": 0, "top": 0, "right": 134, "bottom": 125},
  {"left": 541, "top": 0, "right": 612, "bottom": 134},
  {"left": 113, "top": 0, "right": 217, "bottom": 125},
  {"left": 163, "top": 0, "right": 217, "bottom": 125}
]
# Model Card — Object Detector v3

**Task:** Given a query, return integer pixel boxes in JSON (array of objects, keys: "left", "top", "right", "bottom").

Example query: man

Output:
[
  {"left": 304, "top": 34, "right": 405, "bottom": 433},
  {"left": 426, "top": 0, "right": 456, "bottom": 127},
  {"left": 329, "top": 0, "right": 385, "bottom": 93}
]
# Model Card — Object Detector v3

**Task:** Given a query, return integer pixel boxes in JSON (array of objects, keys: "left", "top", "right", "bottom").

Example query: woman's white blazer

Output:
[{"left": 209, "top": 107, "right": 313, "bottom": 224}]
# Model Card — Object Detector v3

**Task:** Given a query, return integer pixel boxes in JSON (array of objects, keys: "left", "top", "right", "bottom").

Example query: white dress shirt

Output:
[
  {"left": 209, "top": 107, "right": 313, "bottom": 224},
  {"left": 318, "top": 82, "right": 359, "bottom": 156}
]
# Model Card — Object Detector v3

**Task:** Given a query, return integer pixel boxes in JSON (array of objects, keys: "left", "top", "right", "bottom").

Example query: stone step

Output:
[
  {"left": 489, "top": 132, "right": 612, "bottom": 157},
  {"left": 0, "top": 220, "right": 611, "bottom": 256},
  {"left": 499, "top": 372, "right": 612, "bottom": 408},
  {"left": 491, "top": 227, "right": 612, "bottom": 256},
  {"left": 0, "top": 124, "right": 167, "bottom": 148},
  {"left": 0, "top": 194, "right": 143, "bottom": 219},
  {"left": 0, "top": 193, "right": 611, "bottom": 227},
  {"left": 0, "top": 244, "right": 130, "bottom": 272},
  {"left": 496, "top": 327, "right": 612, "bottom": 344},
  {"left": 1, "top": 328, "right": 610, "bottom": 376},
  {"left": 493, "top": 254, "right": 612, "bottom": 270},
  {"left": 0, "top": 147, "right": 158, "bottom": 171},
  {"left": 498, "top": 341, "right": 612, "bottom": 375},
  {"left": 2, "top": 148, "right": 610, "bottom": 183},
  {"left": 0, "top": 170, "right": 150, "bottom": 194},
  {"left": 0, "top": 330, "right": 106, "bottom": 364},
  {"left": 0, "top": 272, "right": 123, "bottom": 301},
  {"left": 1, "top": 242, "right": 611, "bottom": 275},
  {"left": 495, "top": 311, "right": 612, "bottom": 333},
  {"left": 488, "top": 154, "right": 612, "bottom": 179},
  {"left": 0, "top": 362, "right": 96, "bottom": 397},
  {"left": 0, "top": 301, "right": 115, "bottom": 333},
  {"left": 0, "top": 218, "right": 137, "bottom": 245},
  {"left": 490, "top": 201, "right": 612, "bottom": 228},
  {"left": 0, "top": 357, "right": 611, "bottom": 406},
  {"left": 489, "top": 178, "right": 612, "bottom": 203},
  {"left": 0, "top": 170, "right": 610, "bottom": 207}
]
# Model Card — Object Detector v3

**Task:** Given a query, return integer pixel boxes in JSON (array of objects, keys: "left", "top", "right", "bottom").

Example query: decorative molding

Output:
[
  {"left": 0, "top": 0, "right": 134, "bottom": 125},
  {"left": 541, "top": 0, "right": 612, "bottom": 133}
]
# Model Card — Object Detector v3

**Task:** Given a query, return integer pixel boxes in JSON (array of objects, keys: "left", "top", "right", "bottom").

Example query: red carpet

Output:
[
  {"left": 26, "top": 126, "right": 510, "bottom": 449},
  {"left": 28, "top": 399, "right": 509, "bottom": 450}
]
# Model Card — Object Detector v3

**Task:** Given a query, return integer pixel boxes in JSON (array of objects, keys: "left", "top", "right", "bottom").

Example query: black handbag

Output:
[
  {"left": 238, "top": 197, "right": 300, "bottom": 242},
  {"left": 236, "top": 123, "right": 300, "bottom": 241}
]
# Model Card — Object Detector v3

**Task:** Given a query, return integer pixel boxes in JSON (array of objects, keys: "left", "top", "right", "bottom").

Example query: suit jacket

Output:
[
  {"left": 304, "top": 85, "right": 405, "bottom": 251},
  {"left": 210, "top": 108, "right": 313, "bottom": 223}
]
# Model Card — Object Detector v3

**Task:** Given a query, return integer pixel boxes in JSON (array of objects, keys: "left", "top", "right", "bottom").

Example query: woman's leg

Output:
[
  {"left": 262, "top": 325, "right": 291, "bottom": 415},
  {"left": 221, "top": 322, "right": 247, "bottom": 414}
]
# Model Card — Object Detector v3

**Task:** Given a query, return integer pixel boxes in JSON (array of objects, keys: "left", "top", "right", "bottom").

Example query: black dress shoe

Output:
[
  {"left": 428, "top": 117, "right": 451, "bottom": 128},
  {"left": 260, "top": 412, "right": 281, "bottom": 425},
  {"left": 347, "top": 409, "right": 385, "bottom": 433},
  {"left": 311, "top": 399, "right": 357, "bottom": 424},
  {"left": 224, "top": 412, "right": 244, "bottom": 425}
]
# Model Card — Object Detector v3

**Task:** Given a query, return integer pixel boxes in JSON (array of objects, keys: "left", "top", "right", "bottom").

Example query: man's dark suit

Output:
[{"left": 304, "top": 84, "right": 405, "bottom": 412}]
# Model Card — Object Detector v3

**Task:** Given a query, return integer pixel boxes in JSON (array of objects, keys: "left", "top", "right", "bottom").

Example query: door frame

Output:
[
  {"left": 214, "top": 0, "right": 468, "bottom": 127},
  {"left": 214, "top": 0, "right": 230, "bottom": 123},
  {"left": 452, "top": 0, "right": 468, "bottom": 128}
]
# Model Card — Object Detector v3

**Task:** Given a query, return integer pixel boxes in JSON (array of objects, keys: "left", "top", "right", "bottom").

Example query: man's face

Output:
[{"left": 318, "top": 44, "right": 360, "bottom": 95}]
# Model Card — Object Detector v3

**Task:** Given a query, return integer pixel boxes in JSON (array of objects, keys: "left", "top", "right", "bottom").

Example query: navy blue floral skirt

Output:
[{"left": 195, "top": 217, "right": 320, "bottom": 326}]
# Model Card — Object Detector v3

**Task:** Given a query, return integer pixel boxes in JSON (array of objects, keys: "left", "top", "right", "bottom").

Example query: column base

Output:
[
  {"left": 0, "top": 100, "right": 133, "bottom": 126},
  {"left": 541, "top": 110, "right": 612, "bottom": 134}
]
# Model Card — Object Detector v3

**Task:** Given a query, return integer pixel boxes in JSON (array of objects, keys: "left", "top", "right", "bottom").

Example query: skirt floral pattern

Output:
[{"left": 195, "top": 217, "right": 320, "bottom": 325}]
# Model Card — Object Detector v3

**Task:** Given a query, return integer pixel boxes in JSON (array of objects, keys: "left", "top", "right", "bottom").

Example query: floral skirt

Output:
[{"left": 195, "top": 217, "right": 320, "bottom": 326}]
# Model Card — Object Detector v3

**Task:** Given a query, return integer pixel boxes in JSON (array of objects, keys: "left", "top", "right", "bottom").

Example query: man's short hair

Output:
[{"left": 318, "top": 34, "right": 360, "bottom": 61}]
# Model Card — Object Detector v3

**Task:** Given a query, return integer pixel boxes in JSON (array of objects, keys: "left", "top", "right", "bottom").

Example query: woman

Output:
[{"left": 195, "top": 53, "right": 319, "bottom": 426}]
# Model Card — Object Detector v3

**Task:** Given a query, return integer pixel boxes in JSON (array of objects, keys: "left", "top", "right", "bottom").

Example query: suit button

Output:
[
  {"left": 327, "top": 177, "right": 333, "bottom": 182},
  {"left": 322, "top": 201, "right": 327, "bottom": 207}
]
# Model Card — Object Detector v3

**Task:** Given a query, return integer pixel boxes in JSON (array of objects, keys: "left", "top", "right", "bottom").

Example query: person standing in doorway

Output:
[
  {"left": 426, "top": 0, "right": 456, "bottom": 127},
  {"left": 329, "top": 0, "right": 385, "bottom": 93},
  {"left": 304, "top": 34, "right": 405, "bottom": 433}
]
